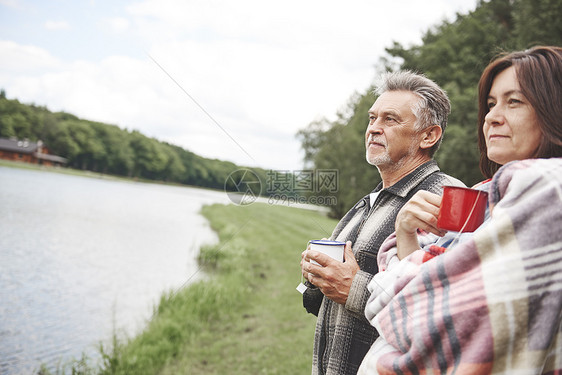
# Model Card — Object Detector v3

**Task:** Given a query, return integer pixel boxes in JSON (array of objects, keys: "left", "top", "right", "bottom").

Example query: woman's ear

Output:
[{"left": 419, "top": 125, "right": 443, "bottom": 150}]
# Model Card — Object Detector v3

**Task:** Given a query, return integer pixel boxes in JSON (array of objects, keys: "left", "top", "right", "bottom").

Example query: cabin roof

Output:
[
  {"left": 0, "top": 138, "right": 39, "bottom": 154},
  {"left": 0, "top": 137, "right": 68, "bottom": 163}
]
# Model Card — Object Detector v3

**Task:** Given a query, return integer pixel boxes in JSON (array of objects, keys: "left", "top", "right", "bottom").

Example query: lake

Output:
[{"left": 0, "top": 166, "right": 230, "bottom": 374}]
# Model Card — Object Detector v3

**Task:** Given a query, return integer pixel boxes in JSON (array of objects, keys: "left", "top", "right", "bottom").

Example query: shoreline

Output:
[{"left": 68, "top": 202, "right": 338, "bottom": 374}]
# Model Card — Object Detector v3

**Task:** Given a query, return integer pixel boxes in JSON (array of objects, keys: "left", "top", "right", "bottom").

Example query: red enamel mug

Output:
[{"left": 437, "top": 186, "right": 488, "bottom": 232}]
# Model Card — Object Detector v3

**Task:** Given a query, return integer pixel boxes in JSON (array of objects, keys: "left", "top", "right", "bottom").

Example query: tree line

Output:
[
  {"left": 0, "top": 90, "right": 274, "bottom": 194},
  {"left": 297, "top": 0, "right": 562, "bottom": 217}
]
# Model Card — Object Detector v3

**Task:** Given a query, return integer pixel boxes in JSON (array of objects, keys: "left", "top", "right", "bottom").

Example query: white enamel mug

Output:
[{"left": 308, "top": 240, "right": 345, "bottom": 265}]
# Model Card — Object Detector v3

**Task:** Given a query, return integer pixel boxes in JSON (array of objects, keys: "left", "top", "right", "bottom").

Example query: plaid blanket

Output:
[{"left": 359, "top": 158, "right": 562, "bottom": 374}]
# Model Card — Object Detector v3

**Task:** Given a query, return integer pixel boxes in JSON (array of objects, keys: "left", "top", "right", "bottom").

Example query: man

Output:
[{"left": 300, "top": 70, "right": 464, "bottom": 375}]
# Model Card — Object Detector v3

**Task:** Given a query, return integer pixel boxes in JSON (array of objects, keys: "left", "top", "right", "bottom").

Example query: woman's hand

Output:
[{"left": 395, "top": 190, "right": 446, "bottom": 259}]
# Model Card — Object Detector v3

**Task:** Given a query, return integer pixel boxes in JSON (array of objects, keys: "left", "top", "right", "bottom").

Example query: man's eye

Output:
[{"left": 386, "top": 117, "right": 395, "bottom": 122}]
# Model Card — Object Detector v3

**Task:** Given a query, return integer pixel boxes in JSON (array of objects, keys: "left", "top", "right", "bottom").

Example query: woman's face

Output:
[{"left": 483, "top": 66, "right": 542, "bottom": 165}]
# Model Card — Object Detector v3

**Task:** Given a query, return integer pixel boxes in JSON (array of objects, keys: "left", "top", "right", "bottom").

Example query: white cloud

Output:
[
  {"left": 0, "top": 40, "right": 61, "bottom": 72},
  {"left": 0, "top": 0, "right": 19, "bottom": 8},
  {"left": 44, "top": 20, "right": 71, "bottom": 30},
  {"left": 104, "top": 17, "right": 130, "bottom": 33}
]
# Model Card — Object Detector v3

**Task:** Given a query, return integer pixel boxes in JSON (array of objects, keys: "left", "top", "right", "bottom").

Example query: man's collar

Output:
[{"left": 374, "top": 160, "right": 440, "bottom": 198}]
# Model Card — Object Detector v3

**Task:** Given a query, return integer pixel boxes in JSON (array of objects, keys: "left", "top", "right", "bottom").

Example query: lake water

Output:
[{"left": 0, "top": 166, "right": 230, "bottom": 374}]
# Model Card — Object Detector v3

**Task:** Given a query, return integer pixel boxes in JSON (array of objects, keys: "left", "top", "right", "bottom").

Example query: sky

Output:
[{"left": 0, "top": 0, "right": 479, "bottom": 172}]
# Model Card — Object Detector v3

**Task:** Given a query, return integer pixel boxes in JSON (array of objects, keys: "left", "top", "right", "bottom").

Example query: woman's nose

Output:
[{"left": 485, "top": 105, "right": 504, "bottom": 126}]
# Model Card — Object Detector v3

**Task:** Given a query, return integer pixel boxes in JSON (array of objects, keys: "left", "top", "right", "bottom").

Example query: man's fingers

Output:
[
  {"left": 307, "top": 250, "right": 334, "bottom": 267},
  {"left": 305, "top": 260, "right": 326, "bottom": 278}
]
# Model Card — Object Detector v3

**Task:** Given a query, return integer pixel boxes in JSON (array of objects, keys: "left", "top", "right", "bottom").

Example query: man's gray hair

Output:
[{"left": 375, "top": 70, "right": 450, "bottom": 156}]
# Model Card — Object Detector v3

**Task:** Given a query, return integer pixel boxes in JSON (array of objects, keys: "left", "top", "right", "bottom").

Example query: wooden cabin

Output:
[{"left": 0, "top": 138, "right": 67, "bottom": 167}]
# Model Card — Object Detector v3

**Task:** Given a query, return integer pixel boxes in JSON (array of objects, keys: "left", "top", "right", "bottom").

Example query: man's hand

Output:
[{"left": 300, "top": 241, "right": 359, "bottom": 305}]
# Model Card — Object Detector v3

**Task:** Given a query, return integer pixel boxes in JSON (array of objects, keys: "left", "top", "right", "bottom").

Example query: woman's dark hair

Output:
[{"left": 477, "top": 46, "right": 562, "bottom": 178}]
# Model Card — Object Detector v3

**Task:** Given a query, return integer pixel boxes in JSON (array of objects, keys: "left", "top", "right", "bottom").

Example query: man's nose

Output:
[{"left": 367, "top": 120, "right": 384, "bottom": 135}]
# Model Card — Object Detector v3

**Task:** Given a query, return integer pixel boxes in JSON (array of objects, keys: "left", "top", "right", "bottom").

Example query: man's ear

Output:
[{"left": 419, "top": 125, "right": 442, "bottom": 150}]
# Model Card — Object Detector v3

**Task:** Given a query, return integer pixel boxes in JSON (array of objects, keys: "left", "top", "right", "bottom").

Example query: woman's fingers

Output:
[{"left": 396, "top": 191, "right": 443, "bottom": 233}]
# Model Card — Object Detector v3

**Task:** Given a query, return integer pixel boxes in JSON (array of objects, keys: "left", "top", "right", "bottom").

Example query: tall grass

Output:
[{"left": 55, "top": 202, "right": 337, "bottom": 375}]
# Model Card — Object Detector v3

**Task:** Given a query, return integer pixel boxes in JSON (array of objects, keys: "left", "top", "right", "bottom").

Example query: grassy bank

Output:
[{"left": 94, "top": 202, "right": 337, "bottom": 374}]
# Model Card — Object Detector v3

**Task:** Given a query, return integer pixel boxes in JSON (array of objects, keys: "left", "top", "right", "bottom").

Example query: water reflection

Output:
[{"left": 0, "top": 167, "right": 229, "bottom": 374}]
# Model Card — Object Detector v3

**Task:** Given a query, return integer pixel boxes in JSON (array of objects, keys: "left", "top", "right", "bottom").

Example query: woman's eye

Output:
[
  {"left": 487, "top": 101, "right": 496, "bottom": 109},
  {"left": 508, "top": 98, "right": 522, "bottom": 105}
]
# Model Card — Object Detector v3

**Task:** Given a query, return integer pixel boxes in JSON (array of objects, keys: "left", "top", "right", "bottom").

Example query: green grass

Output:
[{"left": 93, "top": 202, "right": 337, "bottom": 375}]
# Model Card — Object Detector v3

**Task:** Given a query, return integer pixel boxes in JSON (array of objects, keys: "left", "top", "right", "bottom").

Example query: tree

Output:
[
  {"left": 513, "top": 0, "right": 562, "bottom": 47},
  {"left": 129, "top": 131, "right": 154, "bottom": 178},
  {"left": 47, "top": 120, "right": 81, "bottom": 161},
  {"left": 95, "top": 124, "right": 135, "bottom": 176},
  {"left": 160, "top": 143, "right": 186, "bottom": 182}
]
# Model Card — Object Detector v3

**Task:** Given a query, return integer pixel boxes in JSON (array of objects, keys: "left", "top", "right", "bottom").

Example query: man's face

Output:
[{"left": 365, "top": 90, "right": 422, "bottom": 169}]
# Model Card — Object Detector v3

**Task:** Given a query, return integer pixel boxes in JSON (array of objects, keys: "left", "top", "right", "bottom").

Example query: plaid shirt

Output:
[{"left": 303, "top": 160, "right": 464, "bottom": 375}]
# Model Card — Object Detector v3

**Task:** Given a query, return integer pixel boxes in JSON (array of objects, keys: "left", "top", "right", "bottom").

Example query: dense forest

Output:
[
  {"left": 297, "top": 0, "right": 562, "bottom": 217},
  {"left": 0, "top": 89, "right": 277, "bottom": 195}
]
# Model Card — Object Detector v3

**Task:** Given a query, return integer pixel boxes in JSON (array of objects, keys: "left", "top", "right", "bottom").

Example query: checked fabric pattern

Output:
[{"left": 360, "top": 158, "right": 562, "bottom": 375}]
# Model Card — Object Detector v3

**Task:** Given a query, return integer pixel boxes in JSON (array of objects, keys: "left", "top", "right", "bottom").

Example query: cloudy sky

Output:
[{"left": 0, "top": 0, "right": 478, "bottom": 171}]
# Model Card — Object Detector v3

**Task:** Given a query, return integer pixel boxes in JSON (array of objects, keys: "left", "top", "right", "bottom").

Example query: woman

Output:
[{"left": 358, "top": 45, "right": 562, "bottom": 374}]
